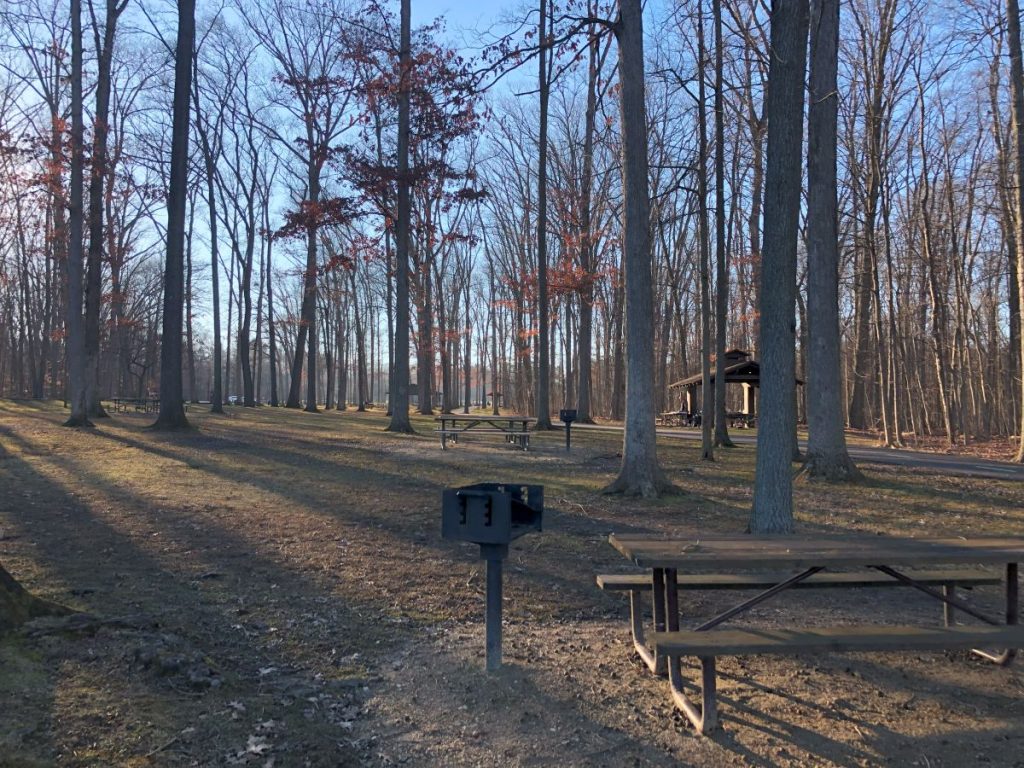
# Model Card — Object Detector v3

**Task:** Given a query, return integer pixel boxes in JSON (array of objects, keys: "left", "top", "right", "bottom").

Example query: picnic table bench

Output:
[
  {"left": 434, "top": 415, "right": 536, "bottom": 451},
  {"left": 604, "top": 534, "right": 1024, "bottom": 733}
]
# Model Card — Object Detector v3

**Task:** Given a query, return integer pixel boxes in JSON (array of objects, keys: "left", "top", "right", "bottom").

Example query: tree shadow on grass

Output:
[
  {"left": 0, "top": 426, "right": 701, "bottom": 767},
  {"left": 81, "top": 423, "right": 699, "bottom": 620},
  {"left": 682, "top": 651, "right": 1024, "bottom": 767},
  {"left": 0, "top": 428, "right": 387, "bottom": 763}
]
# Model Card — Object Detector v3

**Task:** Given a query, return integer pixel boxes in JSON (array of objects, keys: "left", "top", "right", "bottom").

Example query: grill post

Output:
[
  {"left": 482, "top": 543, "right": 507, "bottom": 671},
  {"left": 441, "top": 483, "right": 544, "bottom": 672},
  {"left": 559, "top": 409, "right": 577, "bottom": 452}
]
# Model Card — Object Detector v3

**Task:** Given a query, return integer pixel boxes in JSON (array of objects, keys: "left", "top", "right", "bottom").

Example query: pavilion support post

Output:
[{"left": 745, "top": 387, "right": 761, "bottom": 417}]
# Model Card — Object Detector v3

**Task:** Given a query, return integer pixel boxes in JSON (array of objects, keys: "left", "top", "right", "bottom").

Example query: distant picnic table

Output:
[
  {"left": 109, "top": 396, "right": 159, "bottom": 413},
  {"left": 656, "top": 410, "right": 755, "bottom": 428},
  {"left": 434, "top": 415, "right": 536, "bottom": 451},
  {"left": 600, "top": 533, "right": 1024, "bottom": 733}
]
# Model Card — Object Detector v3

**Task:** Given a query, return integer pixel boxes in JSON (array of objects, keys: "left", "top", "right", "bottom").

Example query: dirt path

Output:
[
  {"left": 577, "top": 423, "right": 1024, "bottom": 482},
  {"left": 2, "top": 401, "right": 1024, "bottom": 767}
]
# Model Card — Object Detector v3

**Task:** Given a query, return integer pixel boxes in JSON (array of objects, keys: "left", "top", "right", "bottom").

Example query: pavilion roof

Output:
[{"left": 668, "top": 359, "right": 804, "bottom": 389}]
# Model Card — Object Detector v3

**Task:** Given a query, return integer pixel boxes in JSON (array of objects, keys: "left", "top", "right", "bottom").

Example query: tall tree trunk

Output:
[
  {"left": 604, "top": 0, "right": 668, "bottom": 497},
  {"left": 185, "top": 198, "right": 198, "bottom": 402},
  {"left": 239, "top": 208, "right": 256, "bottom": 407},
  {"left": 254, "top": 232, "right": 265, "bottom": 405},
  {"left": 416, "top": 261, "right": 434, "bottom": 415},
  {"left": 750, "top": 0, "right": 809, "bottom": 532},
  {"left": 803, "top": 0, "right": 860, "bottom": 480},
  {"left": 386, "top": 0, "right": 414, "bottom": 433},
  {"left": 1008, "top": 0, "right": 1024, "bottom": 461},
  {"left": 64, "top": 0, "right": 90, "bottom": 427},
  {"left": 463, "top": 282, "right": 472, "bottom": 414},
  {"left": 264, "top": 199, "right": 278, "bottom": 407},
  {"left": 83, "top": 0, "right": 123, "bottom": 419},
  {"left": 576, "top": 15, "right": 600, "bottom": 424},
  {"left": 915, "top": 75, "right": 955, "bottom": 447},
  {"left": 534, "top": 0, "right": 552, "bottom": 427},
  {"left": 713, "top": 0, "right": 732, "bottom": 448},
  {"left": 488, "top": 258, "right": 501, "bottom": 415},
  {"left": 697, "top": 1, "right": 714, "bottom": 461},
  {"left": 351, "top": 268, "right": 367, "bottom": 411},
  {"left": 152, "top": 0, "right": 194, "bottom": 430},
  {"left": 193, "top": 63, "right": 224, "bottom": 413}
]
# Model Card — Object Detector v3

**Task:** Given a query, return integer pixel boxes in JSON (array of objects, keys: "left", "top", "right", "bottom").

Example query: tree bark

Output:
[
  {"left": 386, "top": 0, "right": 414, "bottom": 433},
  {"left": 535, "top": 0, "right": 552, "bottom": 429},
  {"left": 64, "top": 0, "right": 90, "bottom": 428},
  {"left": 1008, "top": 0, "right": 1024, "bottom": 461},
  {"left": 750, "top": 0, "right": 809, "bottom": 532},
  {"left": 802, "top": 0, "right": 860, "bottom": 481},
  {"left": 697, "top": 1, "right": 714, "bottom": 461},
  {"left": 604, "top": 0, "right": 669, "bottom": 497},
  {"left": 713, "top": 0, "right": 733, "bottom": 449},
  {"left": 264, "top": 188, "right": 279, "bottom": 408},
  {"left": 576, "top": 14, "right": 600, "bottom": 424},
  {"left": 1, "top": 564, "right": 70, "bottom": 635},
  {"left": 83, "top": 0, "right": 124, "bottom": 420},
  {"left": 151, "top": 0, "right": 194, "bottom": 430}
]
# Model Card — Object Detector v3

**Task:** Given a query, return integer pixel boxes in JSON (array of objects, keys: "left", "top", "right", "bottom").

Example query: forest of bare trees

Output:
[{"left": 1, "top": 0, "right": 1023, "bottom": 476}]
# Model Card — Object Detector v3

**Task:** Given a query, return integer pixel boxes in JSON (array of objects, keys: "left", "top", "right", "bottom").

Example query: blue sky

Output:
[{"left": 410, "top": 0, "right": 505, "bottom": 31}]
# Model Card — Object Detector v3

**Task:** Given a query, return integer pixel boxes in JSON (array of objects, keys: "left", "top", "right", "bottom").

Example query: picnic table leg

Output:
[
  {"left": 628, "top": 590, "right": 661, "bottom": 674},
  {"left": 1009, "top": 562, "right": 1019, "bottom": 627},
  {"left": 667, "top": 653, "right": 719, "bottom": 734},
  {"left": 652, "top": 568, "right": 666, "bottom": 633},
  {"left": 650, "top": 568, "right": 668, "bottom": 675},
  {"left": 665, "top": 568, "right": 680, "bottom": 631},
  {"left": 971, "top": 562, "right": 1018, "bottom": 666},
  {"left": 943, "top": 583, "right": 955, "bottom": 627}
]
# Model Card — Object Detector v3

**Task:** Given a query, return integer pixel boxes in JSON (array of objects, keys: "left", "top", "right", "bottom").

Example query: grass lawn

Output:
[{"left": 1, "top": 399, "right": 1023, "bottom": 767}]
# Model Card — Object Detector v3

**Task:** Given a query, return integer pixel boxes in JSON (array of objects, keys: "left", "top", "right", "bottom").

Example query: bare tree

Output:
[
  {"left": 152, "top": 0, "right": 194, "bottom": 430},
  {"left": 535, "top": 0, "right": 553, "bottom": 428},
  {"left": 802, "top": 0, "right": 860, "bottom": 479},
  {"left": 83, "top": 0, "right": 128, "bottom": 418},
  {"left": 1008, "top": 0, "right": 1024, "bottom": 461},
  {"left": 750, "top": 0, "right": 809, "bottom": 532},
  {"left": 387, "top": 0, "right": 414, "bottom": 433},
  {"left": 713, "top": 0, "right": 733, "bottom": 449},
  {"left": 604, "top": 0, "right": 670, "bottom": 497},
  {"left": 576, "top": 10, "right": 605, "bottom": 424},
  {"left": 697, "top": 0, "right": 714, "bottom": 461},
  {"left": 64, "top": 0, "right": 90, "bottom": 427},
  {"left": 249, "top": 0, "right": 355, "bottom": 412}
]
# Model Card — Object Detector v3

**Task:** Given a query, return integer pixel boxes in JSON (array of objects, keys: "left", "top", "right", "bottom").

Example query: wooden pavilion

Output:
[{"left": 667, "top": 349, "right": 803, "bottom": 419}]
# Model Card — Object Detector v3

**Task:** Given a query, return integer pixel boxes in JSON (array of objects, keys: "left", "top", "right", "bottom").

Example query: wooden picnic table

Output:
[
  {"left": 109, "top": 396, "right": 160, "bottom": 413},
  {"left": 607, "top": 533, "right": 1024, "bottom": 732},
  {"left": 657, "top": 411, "right": 693, "bottom": 427},
  {"left": 434, "top": 415, "right": 536, "bottom": 451}
]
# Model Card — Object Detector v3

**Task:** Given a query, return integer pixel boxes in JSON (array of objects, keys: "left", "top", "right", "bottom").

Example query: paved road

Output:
[{"left": 572, "top": 423, "right": 1024, "bottom": 482}]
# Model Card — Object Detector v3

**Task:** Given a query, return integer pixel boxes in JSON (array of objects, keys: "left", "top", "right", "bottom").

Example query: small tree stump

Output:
[{"left": 1, "top": 563, "right": 71, "bottom": 635}]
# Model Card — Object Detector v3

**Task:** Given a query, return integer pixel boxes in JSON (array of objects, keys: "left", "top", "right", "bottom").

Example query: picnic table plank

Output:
[
  {"left": 649, "top": 623, "right": 1024, "bottom": 656},
  {"left": 596, "top": 568, "right": 1001, "bottom": 591},
  {"left": 609, "top": 533, "right": 1024, "bottom": 571}
]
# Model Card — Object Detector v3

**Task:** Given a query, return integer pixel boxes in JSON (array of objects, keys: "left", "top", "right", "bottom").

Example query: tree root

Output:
[
  {"left": 798, "top": 451, "right": 863, "bottom": 483},
  {"left": 1, "top": 565, "right": 73, "bottom": 635}
]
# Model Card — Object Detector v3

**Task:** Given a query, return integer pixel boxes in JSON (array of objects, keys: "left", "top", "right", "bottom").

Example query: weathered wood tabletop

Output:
[
  {"left": 609, "top": 533, "right": 1024, "bottom": 571},
  {"left": 435, "top": 415, "right": 536, "bottom": 426}
]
